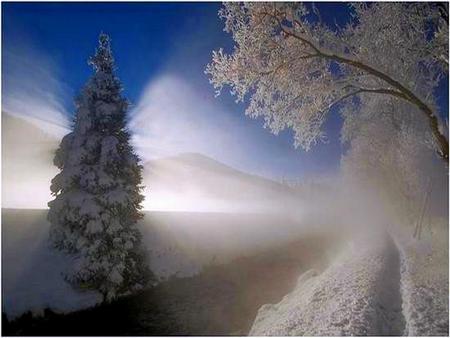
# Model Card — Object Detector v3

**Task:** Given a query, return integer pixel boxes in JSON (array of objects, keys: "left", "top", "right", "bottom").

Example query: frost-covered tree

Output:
[
  {"left": 206, "top": 3, "right": 449, "bottom": 163},
  {"left": 48, "top": 33, "right": 151, "bottom": 301}
]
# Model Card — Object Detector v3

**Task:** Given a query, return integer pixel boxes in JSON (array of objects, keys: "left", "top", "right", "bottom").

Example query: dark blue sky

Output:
[{"left": 2, "top": 2, "right": 448, "bottom": 180}]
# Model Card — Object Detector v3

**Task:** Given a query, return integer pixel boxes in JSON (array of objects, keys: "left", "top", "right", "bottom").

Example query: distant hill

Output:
[
  {"left": 2, "top": 112, "right": 61, "bottom": 208},
  {"left": 2, "top": 111, "right": 300, "bottom": 212},
  {"left": 2, "top": 111, "right": 61, "bottom": 164},
  {"left": 143, "top": 152, "right": 300, "bottom": 212}
]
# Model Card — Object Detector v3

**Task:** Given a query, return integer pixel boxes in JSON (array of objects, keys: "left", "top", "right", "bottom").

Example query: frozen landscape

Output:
[
  {"left": 2, "top": 2, "right": 449, "bottom": 336},
  {"left": 3, "top": 208, "right": 448, "bottom": 335},
  {"left": 1, "top": 208, "right": 314, "bottom": 318}
]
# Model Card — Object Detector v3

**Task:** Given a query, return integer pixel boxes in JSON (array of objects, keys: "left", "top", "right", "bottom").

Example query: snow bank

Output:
[
  {"left": 250, "top": 230, "right": 406, "bottom": 336},
  {"left": 393, "top": 219, "right": 449, "bottom": 336},
  {"left": 250, "top": 222, "right": 449, "bottom": 336}
]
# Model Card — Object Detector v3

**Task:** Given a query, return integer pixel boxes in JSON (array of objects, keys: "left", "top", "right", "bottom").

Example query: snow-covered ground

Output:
[
  {"left": 1, "top": 208, "right": 310, "bottom": 319},
  {"left": 2, "top": 209, "right": 101, "bottom": 319},
  {"left": 3, "top": 207, "right": 447, "bottom": 336},
  {"left": 250, "top": 221, "right": 449, "bottom": 336},
  {"left": 394, "top": 218, "right": 449, "bottom": 336}
]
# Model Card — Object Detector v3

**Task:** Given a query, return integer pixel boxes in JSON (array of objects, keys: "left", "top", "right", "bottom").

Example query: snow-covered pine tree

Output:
[{"left": 48, "top": 33, "right": 151, "bottom": 302}]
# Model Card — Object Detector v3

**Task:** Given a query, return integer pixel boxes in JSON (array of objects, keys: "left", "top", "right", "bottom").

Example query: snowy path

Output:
[
  {"left": 375, "top": 234, "right": 405, "bottom": 335},
  {"left": 249, "top": 229, "right": 443, "bottom": 336}
]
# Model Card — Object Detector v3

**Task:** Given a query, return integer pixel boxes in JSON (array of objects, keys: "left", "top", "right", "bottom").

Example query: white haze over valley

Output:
[
  {"left": 2, "top": 111, "right": 307, "bottom": 212},
  {"left": 2, "top": 42, "right": 447, "bottom": 217},
  {"left": 2, "top": 42, "right": 309, "bottom": 212}
]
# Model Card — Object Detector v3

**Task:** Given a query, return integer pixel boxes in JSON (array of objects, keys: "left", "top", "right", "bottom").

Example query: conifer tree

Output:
[{"left": 48, "top": 33, "right": 151, "bottom": 301}]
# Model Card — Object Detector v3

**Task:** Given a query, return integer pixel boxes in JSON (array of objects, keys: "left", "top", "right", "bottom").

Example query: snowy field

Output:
[{"left": 2, "top": 208, "right": 312, "bottom": 319}]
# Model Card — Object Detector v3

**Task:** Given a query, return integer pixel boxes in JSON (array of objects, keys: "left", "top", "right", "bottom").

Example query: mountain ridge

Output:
[{"left": 2, "top": 111, "right": 299, "bottom": 212}]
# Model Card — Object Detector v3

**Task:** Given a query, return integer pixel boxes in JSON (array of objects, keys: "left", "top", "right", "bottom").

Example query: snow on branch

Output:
[{"left": 206, "top": 2, "right": 449, "bottom": 161}]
